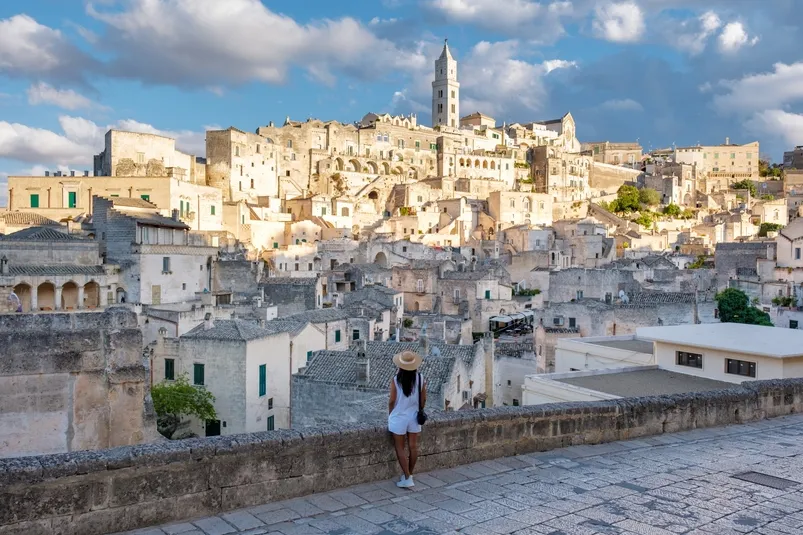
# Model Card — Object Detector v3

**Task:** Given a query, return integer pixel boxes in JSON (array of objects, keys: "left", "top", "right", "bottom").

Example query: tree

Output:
[
  {"left": 151, "top": 374, "right": 216, "bottom": 439},
  {"left": 638, "top": 188, "right": 661, "bottom": 206},
  {"left": 732, "top": 179, "right": 757, "bottom": 197},
  {"left": 613, "top": 185, "right": 640, "bottom": 212},
  {"left": 715, "top": 288, "right": 773, "bottom": 326},
  {"left": 663, "top": 203, "right": 681, "bottom": 217},
  {"left": 758, "top": 222, "right": 784, "bottom": 237},
  {"left": 633, "top": 211, "right": 653, "bottom": 228}
]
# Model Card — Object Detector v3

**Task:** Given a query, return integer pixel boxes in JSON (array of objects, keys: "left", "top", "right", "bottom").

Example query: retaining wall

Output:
[{"left": 3, "top": 379, "right": 803, "bottom": 535}]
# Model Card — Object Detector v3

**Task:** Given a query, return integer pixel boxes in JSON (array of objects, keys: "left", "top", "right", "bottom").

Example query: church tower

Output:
[{"left": 432, "top": 40, "right": 460, "bottom": 129}]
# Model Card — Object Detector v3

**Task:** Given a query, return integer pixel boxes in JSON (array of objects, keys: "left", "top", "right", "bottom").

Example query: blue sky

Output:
[{"left": 1, "top": 0, "right": 802, "bottom": 193}]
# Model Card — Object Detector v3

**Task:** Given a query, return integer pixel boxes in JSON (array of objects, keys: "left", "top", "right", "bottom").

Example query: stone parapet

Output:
[{"left": 3, "top": 378, "right": 803, "bottom": 534}]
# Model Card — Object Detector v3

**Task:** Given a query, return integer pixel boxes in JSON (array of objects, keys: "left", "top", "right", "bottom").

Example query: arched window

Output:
[
  {"left": 341, "top": 207, "right": 350, "bottom": 217},
  {"left": 524, "top": 198, "right": 531, "bottom": 212},
  {"left": 482, "top": 160, "right": 488, "bottom": 169},
  {"left": 490, "top": 161, "right": 496, "bottom": 170}
]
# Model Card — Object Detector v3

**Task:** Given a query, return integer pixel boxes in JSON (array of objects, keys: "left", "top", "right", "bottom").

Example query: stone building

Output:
[
  {"left": 291, "top": 336, "right": 493, "bottom": 427},
  {"left": 158, "top": 318, "right": 292, "bottom": 435},
  {"left": 93, "top": 130, "right": 204, "bottom": 182},
  {"left": 206, "top": 127, "right": 280, "bottom": 202},
  {"left": 92, "top": 197, "right": 219, "bottom": 305},
  {"left": 581, "top": 141, "right": 642, "bottom": 167},
  {"left": 674, "top": 139, "right": 760, "bottom": 182},
  {"left": 391, "top": 259, "right": 455, "bottom": 312},
  {"left": 432, "top": 40, "right": 460, "bottom": 129},
  {"left": 0, "top": 308, "right": 157, "bottom": 458},
  {"left": 785, "top": 146, "right": 803, "bottom": 169},
  {"left": 0, "top": 226, "right": 120, "bottom": 312},
  {"left": 487, "top": 191, "right": 553, "bottom": 230},
  {"left": 260, "top": 276, "right": 322, "bottom": 315},
  {"left": 494, "top": 341, "right": 537, "bottom": 406}
]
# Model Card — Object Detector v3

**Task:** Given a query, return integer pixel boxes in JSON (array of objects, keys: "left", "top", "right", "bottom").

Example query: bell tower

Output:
[{"left": 432, "top": 39, "right": 460, "bottom": 130}]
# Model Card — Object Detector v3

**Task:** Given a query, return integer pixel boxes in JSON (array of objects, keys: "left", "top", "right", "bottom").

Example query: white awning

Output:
[
  {"left": 490, "top": 315, "right": 512, "bottom": 323},
  {"left": 522, "top": 310, "right": 535, "bottom": 318},
  {"left": 509, "top": 313, "right": 526, "bottom": 320}
]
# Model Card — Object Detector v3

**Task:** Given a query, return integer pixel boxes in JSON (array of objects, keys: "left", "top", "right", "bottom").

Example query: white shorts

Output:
[{"left": 388, "top": 412, "right": 421, "bottom": 435}]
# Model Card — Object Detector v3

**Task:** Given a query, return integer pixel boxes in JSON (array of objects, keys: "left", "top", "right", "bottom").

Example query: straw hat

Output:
[{"left": 393, "top": 350, "right": 423, "bottom": 371}]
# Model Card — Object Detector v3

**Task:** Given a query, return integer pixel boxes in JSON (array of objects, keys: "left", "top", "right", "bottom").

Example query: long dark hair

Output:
[{"left": 396, "top": 368, "right": 417, "bottom": 397}]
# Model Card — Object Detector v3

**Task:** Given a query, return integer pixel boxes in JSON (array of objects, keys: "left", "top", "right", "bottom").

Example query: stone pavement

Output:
[{"left": 116, "top": 414, "right": 803, "bottom": 535}]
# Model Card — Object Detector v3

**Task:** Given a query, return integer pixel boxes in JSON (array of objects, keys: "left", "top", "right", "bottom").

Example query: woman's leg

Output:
[
  {"left": 392, "top": 433, "right": 410, "bottom": 478},
  {"left": 407, "top": 432, "right": 419, "bottom": 475}
]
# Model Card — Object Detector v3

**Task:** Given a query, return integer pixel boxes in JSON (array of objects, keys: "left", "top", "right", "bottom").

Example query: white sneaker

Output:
[{"left": 397, "top": 476, "right": 414, "bottom": 488}]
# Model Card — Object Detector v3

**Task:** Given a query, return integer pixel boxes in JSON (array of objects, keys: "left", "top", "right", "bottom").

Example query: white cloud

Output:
[
  {"left": 592, "top": 2, "right": 645, "bottom": 43},
  {"left": 713, "top": 62, "right": 803, "bottom": 114},
  {"left": 600, "top": 98, "right": 644, "bottom": 112},
  {"left": 718, "top": 21, "right": 759, "bottom": 53},
  {"left": 391, "top": 90, "right": 428, "bottom": 114},
  {"left": 542, "top": 59, "right": 577, "bottom": 74},
  {"left": 27, "top": 82, "right": 102, "bottom": 111},
  {"left": 0, "top": 116, "right": 210, "bottom": 168},
  {"left": 744, "top": 110, "right": 803, "bottom": 148},
  {"left": 87, "top": 0, "right": 427, "bottom": 87},
  {"left": 0, "top": 15, "right": 92, "bottom": 81},
  {"left": 667, "top": 10, "right": 721, "bottom": 55},
  {"left": 427, "top": 0, "right": 573, "bottom": 42}
]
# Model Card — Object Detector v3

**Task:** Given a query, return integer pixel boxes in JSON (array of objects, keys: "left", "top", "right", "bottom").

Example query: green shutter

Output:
[
  {"left": 30, "top": 194, "right": 39, "bottom": 208},
  {"left": 68, "top": 191, "right": 77, "bottom": 208},
  {"left": 193, "top": 363, "right": 204, "bottom": 386},
  {"left": 140, "top": 194, "right": 150, "bottom": 202},
  {"left": 485, "top": 290, "right": 491, "bottom": 300},
  {"left": 267, "top": 415, "right": 275, "bottom": 431},
  {"left": 211, "top": 205, "right": 216, "bottom": 215},
  {"left": 259, "top": 364, "right": 266, "bottom": 397},
  {"left": 335, "top": 330, "right": 341, "bottom": 343},
  {"left": 306, "top": 350, "right": 312, "bottom": 364},
  {"left": 165, "top": 359, "right": 174, "bottom": 381},
  {"left": 273, "top": 242, "right": 279, "bottom": 249}
]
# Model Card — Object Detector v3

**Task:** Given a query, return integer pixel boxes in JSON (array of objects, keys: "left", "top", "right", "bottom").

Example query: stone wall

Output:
[
  {"left": 213, "top": 260, "right": 264, "bottom": 302},
  {"left": 5, "top": 379, "right": 803, "bottom": 535},
  {"left": 0, "top": 308, "right": 157, "bottom": 459}
]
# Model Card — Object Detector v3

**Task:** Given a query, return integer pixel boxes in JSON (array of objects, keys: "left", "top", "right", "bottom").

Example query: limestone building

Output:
[
  {"left": 674, "top": 139, "right": 760, "bottom": 182},
  {"left": 94, "top": 130, "right": 205, "bottom": 183}
]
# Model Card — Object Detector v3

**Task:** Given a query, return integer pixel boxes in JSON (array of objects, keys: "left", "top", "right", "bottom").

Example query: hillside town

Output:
[{"left": 2, "top": 41, "right": 803, "bottom": 444}]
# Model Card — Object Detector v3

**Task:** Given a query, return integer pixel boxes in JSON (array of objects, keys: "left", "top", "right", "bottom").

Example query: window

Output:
[
  {"left": 676, "top": 351, "right": 703, "bottom": 369},
  {"left": 796, "top": 248, "right": 801, "bottom": 260},
  {"left": 268, "top": 398, "right": 273, "bottom": 410},
  {"left": 294, "top": 263, "right": 299, "bottom": 271},
  {"left": 507, "top": 380, "right": 511, "bottom": 386},
  {"left": 438, "top": 90, "right": 443, "bottom": 98},
  {"left": 193, "top": 363, "right": 205, "bottom": 386},
  {"left": 30, "top": 194, "right": 39, "bottom": 208},
  {"left": 510, "top": 199, "right": 515, "bottom": 208},
  {"left": 258, "top": 364, "right": 266, "bottom": 397},
  {"left": 451, "top": 90, "right": 455, "bottom": 98},
  {"left": 512, "top": 399, "right": 520, "bottom": 407},
  {"left": 286, "top": 140, "right": 293, "bottom": 149},
  {"left": 211, "top": 205, "right": 216, "bottom": 216},
  {"left": 417, "top": 279, "right": 424, "bottom": 292},
  {"left": 308, "top": 263, "right": 312, "bottom": 270},
  {"left": 235, "top": 146, "right": 240, "bottom": 157},
  {"left": 576, "top": 290, "right": 583, "bottom": 299},
  {"left": 68, "top": 191, "right": 77, "bottom": 208},
  {"left": 335, "top": 330, "right": 342, "bottom": 343},
  {"left": 140, "top": 194, "right": 150, "bottom": 202},
  {"left": 267, "top": 415, "right": 275, "bottom": 431},
  {"left": 250, "top": 179, "right": 254, "bottom": 189},
  {"left": 568, "top": 318, "right": 576, "bottom": 328},
  {"left": 417, "top": 195, "right": 423, "bottom": 203},
  {"left": 273, "top": 242, "right": 279, "bottom": 249},
  {"left": 485, "top": 290, "right": 491, "bottom": 300},
  {"left": 353, "top": 329, "right": 360, "bottom": 341},
  {"left": 162, "top": 257, "right": 171, "bottom": 273},
  {"left": 415, "top": 141, "right": 420, "bottom": 150},
  {"left": 306, "top": 350, "right": 313, "bottom": 364},
  {"left": 731, "top": 153, "right": 736, "bottom": 159},
  {"left": 790, "top": 320, "right": 799, "bottom": 329},
  {"left": 321, "top": 207, "right": 327, "bottom": 216},
  {"left": 165, "top": 359, "right": 175, "bottom": 380},
  {"left": 726, "top": 358, "right": 756, "bottom": 378},
  {"left": 182, "top": 283, "right": 186, "bottom": 290}
]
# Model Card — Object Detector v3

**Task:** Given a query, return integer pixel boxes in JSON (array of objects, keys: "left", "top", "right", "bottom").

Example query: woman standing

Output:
[{"left": 388, "top": 350, "right": 426, "bottom": 488}]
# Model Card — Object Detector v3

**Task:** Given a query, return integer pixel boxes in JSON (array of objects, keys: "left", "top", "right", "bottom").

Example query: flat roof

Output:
[
  {"left": 637, "top": 324, "right": 803, "bottom": 358},
  {"left": 557, "top": 369, "right": 732, "bottom": 397},
  {"left": 588, "top": 339, "right": 654, "bottom": 354}
]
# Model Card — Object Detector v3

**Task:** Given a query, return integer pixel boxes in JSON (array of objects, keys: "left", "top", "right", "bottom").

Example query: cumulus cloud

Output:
[
  {"left": 0, "top": 15, "right": 95, "bottom": 82},
  {"left": 718, "top": 21, "right": 759, "bottom": 53},
  {"left": 713, "top": 62, "right": 803, "bottom": 114},
  {"left": 666, "top": 10, "right": 721, "bottom": 55},
  {"left": 26, "top": 82, "right": 104, "bottom": 111},
  {"left": 744, "top": 110, "right": 803, "bottom": 148},
  {"left": 0, "top": 116, "right": 210, "bottom": 168},
  {"left": 592, "top": 2, "right": 645, "bottom": 43},
  {"left": 600, "top": 98, "right": 644, "bottom": 112},
  {"left": 86, "top": 0, "right": 427, "bottom": 87},
  {"left": 427, "top": 0, "right": 573, "bottom": 42},
  {"left": 542, "top": 59, "right": 577, "bottom": 74}
]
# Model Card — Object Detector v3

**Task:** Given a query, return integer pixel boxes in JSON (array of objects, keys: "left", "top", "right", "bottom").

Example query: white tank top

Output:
[{"left": 391, "top": 374, "right": 421, "bottom": 418}]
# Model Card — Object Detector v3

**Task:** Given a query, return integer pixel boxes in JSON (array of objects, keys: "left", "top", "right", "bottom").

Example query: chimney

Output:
[
  {"left": 203, "top": 312, "right": 214, "bottom": 330},
  {"left": 356, "top": 339, "right": 369, "bottom": 385},
  {"left": 172, "top": 209, "right": 180, "bottom": 221}
]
